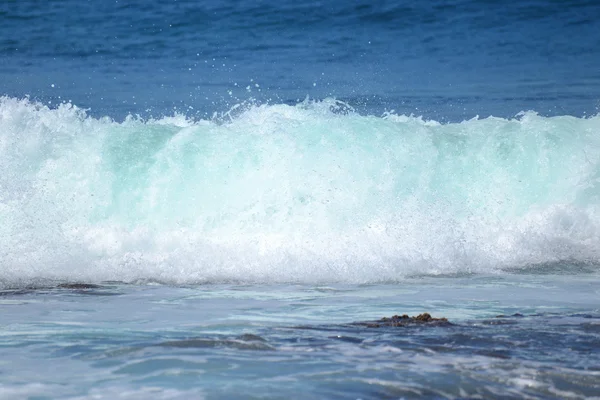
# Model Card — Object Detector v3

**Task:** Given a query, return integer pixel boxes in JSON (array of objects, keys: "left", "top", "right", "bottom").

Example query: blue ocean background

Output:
[
  {"left": 2, "top": 0, "right": 599, "bottom": 120},
  {"left": 1, "top": 0, "right": 600, "bottom": 285},
  {"left": 1, "top": 1, "right": 600, "bottom": 399}
]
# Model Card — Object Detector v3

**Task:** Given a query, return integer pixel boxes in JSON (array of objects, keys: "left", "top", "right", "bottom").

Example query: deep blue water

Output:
[
  {"left": 1, "top": 0, "right": 599, "bottom": 120},
  {"left": 2, "top": 1, "right": 600, "bottom": 399}
]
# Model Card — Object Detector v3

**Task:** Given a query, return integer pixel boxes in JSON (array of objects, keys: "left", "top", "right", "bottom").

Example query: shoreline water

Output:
[{"left": 1, "top": 273, "right": 599, "bottom": 399}]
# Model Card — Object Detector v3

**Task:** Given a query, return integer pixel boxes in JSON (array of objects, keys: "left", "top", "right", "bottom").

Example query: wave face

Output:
[{"left": 1, "top": 97, "right": 599, "bottom": 286}]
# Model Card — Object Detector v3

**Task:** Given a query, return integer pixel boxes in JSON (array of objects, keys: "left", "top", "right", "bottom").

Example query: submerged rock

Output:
[
  {"left": 354, "top": 313, "right": 452, "bottom": 328},
  {"left": 57, "top": 283, "right": 103, "bottom": 289},
  {"left": 158, "top": 334, "right": 274, "bottom": 351},
  {"left": 495, "top": 313, "right": 524, "bottom": 318},
  {"left": 55, "top": 283, "right": 119, "bottom": 296}
]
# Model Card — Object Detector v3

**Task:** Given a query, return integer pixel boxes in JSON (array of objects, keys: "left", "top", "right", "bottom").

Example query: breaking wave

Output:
[{"left": 1, "top": 96, "right": 599, "bottom": 286}]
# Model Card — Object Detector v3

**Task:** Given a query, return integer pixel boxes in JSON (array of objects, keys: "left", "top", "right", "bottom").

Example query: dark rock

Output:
[
  {"left": 416, "top": 313, "right": 432, "bottom": 322},
  {"left": 57, "top": 283, "right": 103, "bottom": 289},
  {"left": 354, "top": 313, "right": 452, "bottom": 328},
  {"left": 495, "top": 313, "right": 524, "bottom": 318}
]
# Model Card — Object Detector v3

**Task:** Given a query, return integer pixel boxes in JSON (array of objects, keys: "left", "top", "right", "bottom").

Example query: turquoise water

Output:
[{"left": 1, "top": 98, "right": 599, "bottom": 286}]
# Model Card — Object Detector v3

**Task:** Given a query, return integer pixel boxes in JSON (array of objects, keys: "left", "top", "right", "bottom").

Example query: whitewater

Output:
[{"left": 1, "top": 96, "right": 599, "bottom": 288}]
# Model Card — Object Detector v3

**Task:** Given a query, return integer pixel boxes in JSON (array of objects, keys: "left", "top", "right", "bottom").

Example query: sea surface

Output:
[{"left": 1, "top": 0, "right": 600, "bottom": 399}]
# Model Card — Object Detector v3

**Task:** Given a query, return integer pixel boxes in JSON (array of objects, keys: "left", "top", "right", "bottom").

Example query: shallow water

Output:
[{"left": 1, "top": 274, "right": 599, "bottom": 399}]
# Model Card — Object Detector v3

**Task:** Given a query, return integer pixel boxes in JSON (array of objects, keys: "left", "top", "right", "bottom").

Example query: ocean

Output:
[{"left": 1, "top": 0, "right": 599, "bottom": 398}]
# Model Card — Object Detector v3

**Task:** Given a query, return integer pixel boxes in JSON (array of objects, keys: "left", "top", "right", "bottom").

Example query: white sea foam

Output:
[{"left": 1, "top": 97, "right": 599, "bottom": 287}]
